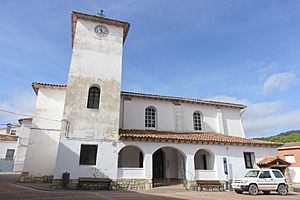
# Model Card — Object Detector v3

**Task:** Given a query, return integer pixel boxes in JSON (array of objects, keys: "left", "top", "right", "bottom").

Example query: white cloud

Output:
[
  {"left": 246, "top": 100, "right": 284, "bottom": 119},
  {"left": 0, "top": 90, "right": 36, "bottom": 125},
  {"left": 208, "top": 95, "right": 300, "bottom": 137},
  {"left": 244, "top": 108, "right": 300, "bottom": 137},
  {"left": 260, "top": 72, "right": 297, "bottom": 96}
]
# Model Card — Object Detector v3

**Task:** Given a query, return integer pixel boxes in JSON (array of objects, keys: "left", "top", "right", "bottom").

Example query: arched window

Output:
[
  {"left": 87, "top": 86, "right": 100, "bottom": 109},
  {"left": 145, "top": 107, "right": 156, "bottom": 128},
  {"left": 193, "top": 112, "right": 202, "bottom": 131}
]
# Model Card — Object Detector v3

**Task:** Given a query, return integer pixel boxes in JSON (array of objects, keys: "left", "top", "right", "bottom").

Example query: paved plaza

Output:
[{"left": 0, "top": 174, "right": 299, "bottom": 200}]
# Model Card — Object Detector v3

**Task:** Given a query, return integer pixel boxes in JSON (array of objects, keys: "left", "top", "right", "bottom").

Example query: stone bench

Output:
[
  {"left": 78, "top": 177, "right": 111, "bottom": 190},
  {"left": 196, "top": 180, "right": 224, "bottom": 191}
]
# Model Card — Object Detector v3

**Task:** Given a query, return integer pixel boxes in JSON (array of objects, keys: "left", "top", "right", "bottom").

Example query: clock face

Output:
[{"left": 94, "top": 25, "right": 109, "bottom": 37}]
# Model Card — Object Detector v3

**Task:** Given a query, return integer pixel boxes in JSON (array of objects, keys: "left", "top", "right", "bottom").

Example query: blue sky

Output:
[{"left": 0, "top": 0, "right": 299, "bottom": 137}]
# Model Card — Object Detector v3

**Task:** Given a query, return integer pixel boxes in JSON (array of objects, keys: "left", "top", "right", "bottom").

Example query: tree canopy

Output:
[{"left": 255, "top": 130, "right": 300, "bottom": 143}]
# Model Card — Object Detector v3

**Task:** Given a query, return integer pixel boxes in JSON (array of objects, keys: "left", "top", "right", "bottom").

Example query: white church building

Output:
[{"left": 21, "top": 12, "right": 281, "bottom": 190}]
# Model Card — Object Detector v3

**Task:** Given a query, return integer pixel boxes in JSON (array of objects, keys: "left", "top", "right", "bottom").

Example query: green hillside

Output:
[{"left": 255, "top": 130, "right": 300, "bottom": 143}]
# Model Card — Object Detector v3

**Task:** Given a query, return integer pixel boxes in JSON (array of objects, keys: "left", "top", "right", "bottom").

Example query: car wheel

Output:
[
  {"left": 248, "top": 184, "right": 258, "bottom": 195},
  {"left": 263, "top": 191, "right": 270, "bottom": 195},
  {"left": 277, "top": 184, "right": 287, "bottom": 196},
  {"left": 234, "top": 189, "right": 243, "bottom": 194}
]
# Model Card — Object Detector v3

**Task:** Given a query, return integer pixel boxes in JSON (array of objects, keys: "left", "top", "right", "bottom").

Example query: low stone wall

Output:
[
  {"left": 20, "top": 172, "right": 53, "bottom": 184},
  {"left": 112, "top": 179, "right": 152, "bottom": 190},
  {"left": 189, "top": 180, "right": 226, "bottom": 192},
  {"left": 52, "top": 179, "right": 78, "bottom": 189},
  {"left": 52, "top": 178, "right": 152, "bottom": 190}
]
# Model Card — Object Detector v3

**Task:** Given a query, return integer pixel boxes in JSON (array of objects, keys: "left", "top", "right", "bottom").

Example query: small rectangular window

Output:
[
  {"left": 79, "top": 145, "right": 97, "bottom": 165},
  {"left": 259, "top": 171, "right": 271, "bottom": 178},
  {"left": 243, "top": 152, "right": 255, "bottom": 169},
  {"left": 145, "top": 107, "right": 156, "bottom": 128},
  {"left": 10, "top": 130, "right": 17, "bottom": 135},
  {"left": 193, "top": 112, "right": 202, "bottom": 131},
  {"left": 284, "top": 155, "right": 296, "bottom": 163},
  {"left": 5, "top": 149, "right": 15, "bottom": 160}
]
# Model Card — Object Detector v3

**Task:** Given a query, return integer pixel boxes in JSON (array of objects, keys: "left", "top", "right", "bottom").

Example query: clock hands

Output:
[{"left": 95, "top": 25, "right": 108, "bottom": 37}]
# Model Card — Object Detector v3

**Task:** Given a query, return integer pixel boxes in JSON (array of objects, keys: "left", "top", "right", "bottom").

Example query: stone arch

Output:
[
  {"left": 152, "top": 146, "right": 186, "bottom": 185},
  {"left": 118, "top": 145, "right": 144, "bottom": 168},
  {"left": 194, "top": 149, "right": 215, "bottom": 170},
  {"left": 151, "top": 145, "right": 187, "bottom": 158}
]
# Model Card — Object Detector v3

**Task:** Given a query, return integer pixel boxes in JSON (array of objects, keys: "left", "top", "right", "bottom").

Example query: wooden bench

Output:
[
  {"left": 196, "top": 180, "right": 223, "bottom": 191},
  {"left": 78, "top": 177, "right": 111, "bottom": 190}
]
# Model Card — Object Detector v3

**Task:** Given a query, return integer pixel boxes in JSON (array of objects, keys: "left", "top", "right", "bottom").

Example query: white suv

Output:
[{"left": 232, "top": 169, "right": 288, "bottom": 195}]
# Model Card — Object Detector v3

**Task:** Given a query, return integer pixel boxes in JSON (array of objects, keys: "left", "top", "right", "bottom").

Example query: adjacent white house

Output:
[
  {"left": 0, "top": 118, "right": 31, "bottom": 172},
  {"left": 22, "top": 12, "right": 281, "bottom": 190}
]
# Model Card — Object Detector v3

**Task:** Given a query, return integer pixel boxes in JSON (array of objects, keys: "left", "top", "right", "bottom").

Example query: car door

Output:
[{"left": 257, "top": 170, "right": 277, "bottom": 190}]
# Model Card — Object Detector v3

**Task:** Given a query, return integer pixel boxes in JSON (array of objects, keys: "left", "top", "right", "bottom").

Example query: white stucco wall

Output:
[
  {"left": 54, "top": 137, "right": 119, "bottom": 179},
  {"left": 289, "top": 167, "right": 300, "bottom": 183},
  {"left": 120, "top": 96, "right": 245, "bottom": 137},
  {"left": 53, "top": 138, "right": 277, "bottom": 181},
  {"left": 23, "top": 87, "right": 66, "bottom": 176}
]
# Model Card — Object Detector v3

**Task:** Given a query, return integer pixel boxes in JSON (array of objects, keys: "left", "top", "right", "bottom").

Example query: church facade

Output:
[{"left": 22, "top": 12, "right": 280, "bottom": 190}]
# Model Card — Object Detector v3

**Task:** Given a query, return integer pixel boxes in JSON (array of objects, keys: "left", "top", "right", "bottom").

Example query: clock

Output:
[{"left": 94, "top": 25, "right": 109, "bottom": 37}]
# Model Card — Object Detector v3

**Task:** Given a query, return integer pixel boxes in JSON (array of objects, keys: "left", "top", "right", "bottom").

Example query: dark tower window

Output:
[{"left": 87, "top": 86, "right": 100, "bottom": 109}]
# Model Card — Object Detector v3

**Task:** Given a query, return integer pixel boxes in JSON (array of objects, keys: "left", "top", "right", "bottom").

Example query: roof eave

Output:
[
  {"left": 121, "top": 91, "right": 247, "bottom": 109},
  {"left": 31, "top": 82, "right": 67, "bottom": 95}
]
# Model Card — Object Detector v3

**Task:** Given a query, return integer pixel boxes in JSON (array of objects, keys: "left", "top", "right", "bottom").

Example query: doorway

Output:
[
  {"left": 153, "top": 149, "right": 165, "bottom": 182},
  {"left": 152, "top": 147, "right": 186, "bottom": 187}
]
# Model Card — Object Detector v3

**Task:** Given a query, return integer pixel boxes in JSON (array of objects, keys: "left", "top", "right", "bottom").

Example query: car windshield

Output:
[{"left": 244, "top": 170, "right": 260, "bottom": 178}]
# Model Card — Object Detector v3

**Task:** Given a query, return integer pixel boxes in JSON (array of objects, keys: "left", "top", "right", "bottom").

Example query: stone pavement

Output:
[
  {"left": 0, "top": 174, "right": 299, "bottom": 200},
  {"left": 0, "top": 183, "right": 299, "bottom": 200},
  {"left": 0, "top": 172, "right": 20, "bottom": 184}
]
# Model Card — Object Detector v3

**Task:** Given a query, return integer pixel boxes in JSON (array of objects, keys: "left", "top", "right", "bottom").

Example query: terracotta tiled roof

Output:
[
  {"left": 0, "top": 134, "right": 18, "bottom": 141},
  {"left": 32, "top": 82, "right": 67, "bottom": 94},
  {"left": 278, "top": 142, "right": 300, "bottom": 149},
  {"left": 119, "top": 129, "right": 281, "bottom": 147},
  {"left": 257, "top": 156, "right": 290, "bottom": 166},
  {"left": 18, "top": 118, "right": 33, "bottom": 123},
  {"left": 72, "top": 11, "right": 130, "bottom": 47},
  {"left": 30, "top": 82, "right": 246, "bottom": 108}
]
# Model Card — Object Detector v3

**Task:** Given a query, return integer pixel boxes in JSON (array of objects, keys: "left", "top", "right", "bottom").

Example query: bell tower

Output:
[
  {"left": 63, "top": 12, "right": 129, "bottom": 140},
  {"left": 53, "top": 12, "right": 129, "bottom": 181}
]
